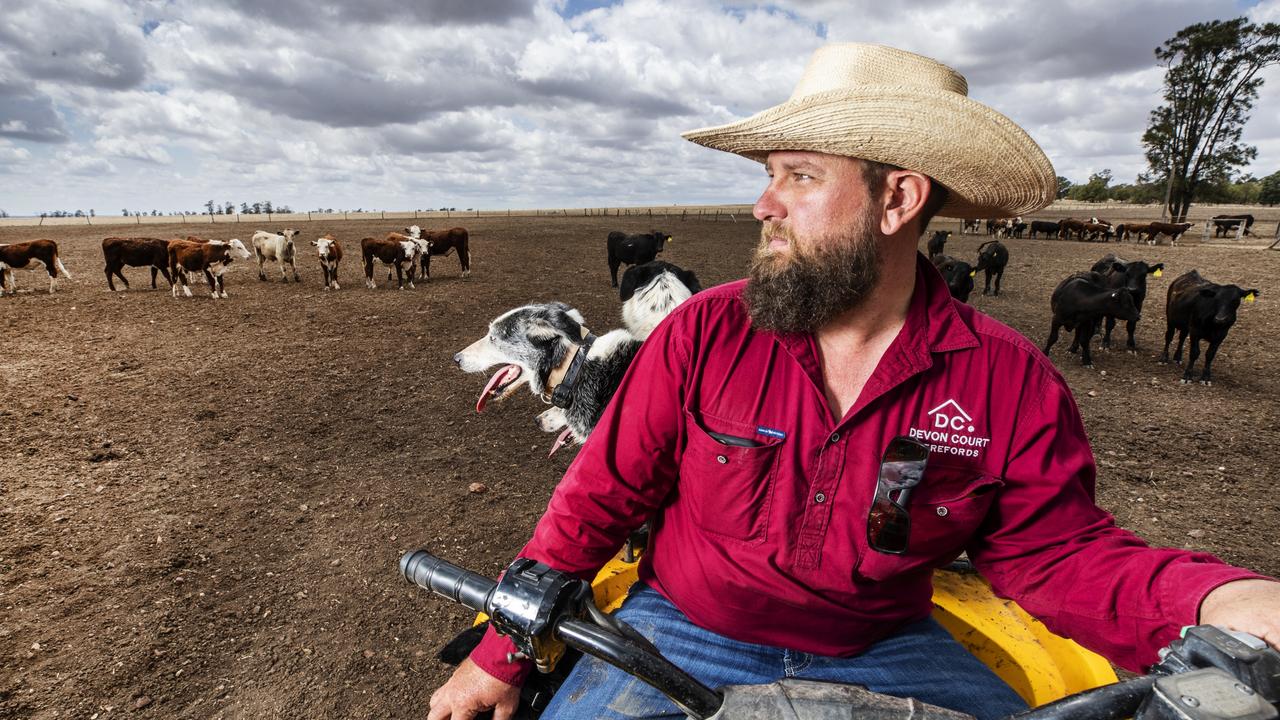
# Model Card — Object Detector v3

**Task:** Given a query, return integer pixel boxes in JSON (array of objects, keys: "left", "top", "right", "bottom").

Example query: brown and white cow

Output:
[
  {"left": 362, "top": 233, "right": 419, "bottom": 289},
  {"left": 0, "top": 239, "right": 72, "bottom": 295},
  {"left": 168, "top": 238, "right": 251, "bottom": 298},
  {"left": 1141, "top": 221, "right": 1195, "bottom": 246},
  {"left": 415, "top": 226, "right": 471, "bottom": 280},
  {"left": 102, "top": 236, "right": 172, "bottom": 291},
  {"left": 311, "top": 234, "right": 343, "bottom": 290}
]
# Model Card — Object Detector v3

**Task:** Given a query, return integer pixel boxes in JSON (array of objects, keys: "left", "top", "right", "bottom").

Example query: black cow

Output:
[
  {"left": 1028, "top": 220, "right": 1059, "bottom": 239},
  {"left": 1088, "top": 254, "right": 1164, "bottom": 352},
  {"left": 926, "top": 230, "right": 949, "bottom": 258},
  {"left": 974, "top": 240, "right": 1008, "bottom": 296},
  {"left": 932, "top": 254, "right": 975, "bottom": 303},
  {"left": 607, "top": 230, "right": 671, "bottom": 287},
  {"left": 1162, "top": 270, "right": 1259, "bottom": 385},
  {"left": 1044, "top": 271, "right": 1139, "bottom": 368},
  {"left": 1210, "top": 214, "right": 1255, "bottom": 238}
]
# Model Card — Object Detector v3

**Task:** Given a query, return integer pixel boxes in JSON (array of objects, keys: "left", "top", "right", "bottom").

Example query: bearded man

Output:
[{"left": 429, "top": 43, "right": 1280, "bottom": 720}]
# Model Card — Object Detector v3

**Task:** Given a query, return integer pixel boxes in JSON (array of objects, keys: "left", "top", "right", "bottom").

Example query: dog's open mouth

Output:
[
  {"left": 476, "top": 364, "right": 523, "bottom": 412},
  {"left": 548, "top": 427, "right": 574, "bottom": 457}
]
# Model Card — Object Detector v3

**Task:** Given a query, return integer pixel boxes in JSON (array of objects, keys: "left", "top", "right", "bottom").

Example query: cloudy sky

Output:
[{"left": 1, "top": 0, "right": 1278, "bottom": 216}]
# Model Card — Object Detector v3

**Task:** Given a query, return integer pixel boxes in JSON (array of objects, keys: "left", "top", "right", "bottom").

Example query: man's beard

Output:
[{"left": 744, "top": 213, "right": 883, "bottom": 333}]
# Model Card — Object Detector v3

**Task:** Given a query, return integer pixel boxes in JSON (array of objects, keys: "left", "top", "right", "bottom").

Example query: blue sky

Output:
[{"left": 1, "top": 0, "right": 1277, "bottom": 216}]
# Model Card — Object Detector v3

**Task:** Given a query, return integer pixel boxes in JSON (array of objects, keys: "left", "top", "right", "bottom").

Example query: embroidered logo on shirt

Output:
[
  {"left": 756, "top": 426, "right": 786, "bottom": 440},
  {"left": 908, "top": 399, "right": 991, "bottom": 459}
]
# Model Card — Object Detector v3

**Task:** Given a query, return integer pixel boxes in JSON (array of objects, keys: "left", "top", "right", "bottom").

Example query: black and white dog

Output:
[
  {"left": 619, "top": 261, "right": 702, "bottom": 341},
  {"left": 454, "top": 302, "right": 642, "bottom": 453}
]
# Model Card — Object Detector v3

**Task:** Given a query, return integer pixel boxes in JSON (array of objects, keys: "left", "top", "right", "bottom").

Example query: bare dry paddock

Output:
[{"left": 2, "top": 216, "right": 1279, "bottom": 718}]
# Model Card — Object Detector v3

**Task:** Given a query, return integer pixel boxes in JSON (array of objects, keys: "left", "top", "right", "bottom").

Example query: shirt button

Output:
[
  {"left": 936, "top": 506, "right": 949, "bottom": 517},
  {"left": 829, "top": 432, "right": 840, "bottom": 444},
  {"left": 814, "top": 492, "right": 826, "bottom": 504},
  {"left": 716, "top": 455, "right": 728, "bottom": 464}
]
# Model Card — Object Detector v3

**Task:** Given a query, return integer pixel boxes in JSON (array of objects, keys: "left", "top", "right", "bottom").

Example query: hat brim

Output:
[{"left": 682, "top": 86, "right": 1056, "bottom": 219}]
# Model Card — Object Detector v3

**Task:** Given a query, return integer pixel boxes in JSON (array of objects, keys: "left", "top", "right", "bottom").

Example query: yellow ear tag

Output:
[
  {"left": 1244, "top": 293, "right": 1255, "bottom": 303},
  {"left": 969, "top": 270, "right": 976, "bottom": 277},
  {"left": 1153, "top": 269, "right": 1163, "bottom": 277}
]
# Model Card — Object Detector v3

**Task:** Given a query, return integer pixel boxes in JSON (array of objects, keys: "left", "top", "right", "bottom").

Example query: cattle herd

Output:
[
  {"left": 0, "top": 215, "right": 1264, "bottom": 386},
  {"left": 929, "top": 221, "right": 1261, "bottom": 385}
]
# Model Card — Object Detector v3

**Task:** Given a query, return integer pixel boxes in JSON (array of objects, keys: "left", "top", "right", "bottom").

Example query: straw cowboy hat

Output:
[{"left": 682, "top": 43, "right": 1057, "bottom": 219}]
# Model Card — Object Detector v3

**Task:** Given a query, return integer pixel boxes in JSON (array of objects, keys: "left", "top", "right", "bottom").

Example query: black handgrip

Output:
[{"left": 400, "top": 549, "right": 495, "bottom": 615}]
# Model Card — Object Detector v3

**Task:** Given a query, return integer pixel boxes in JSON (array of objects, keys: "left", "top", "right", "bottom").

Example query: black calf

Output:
[{"left": 1162, "top": 270, "right": 1259, "bottom": 385}]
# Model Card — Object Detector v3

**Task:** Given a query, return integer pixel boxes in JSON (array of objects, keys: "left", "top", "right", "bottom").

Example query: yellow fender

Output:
[{"left": 480, "top": 552, "right": 1117, "bottom": 707}]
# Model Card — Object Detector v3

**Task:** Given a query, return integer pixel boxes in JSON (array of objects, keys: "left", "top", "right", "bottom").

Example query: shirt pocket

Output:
[
  {"left": 854, "top": 468, "right": 1002, "bottom": 582},
  {"left": 679, "top": 409, "right": 782, "bottom": 543}
]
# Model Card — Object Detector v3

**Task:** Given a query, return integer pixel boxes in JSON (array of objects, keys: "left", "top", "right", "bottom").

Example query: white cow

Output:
[{"left": 251, "top": 228, "right": 301, "bottom": 283}]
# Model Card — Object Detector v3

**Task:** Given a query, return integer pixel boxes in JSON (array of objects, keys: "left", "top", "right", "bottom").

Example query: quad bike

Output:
[{"left": 402, "top": 547, "right": 1280, "bottom": 719}]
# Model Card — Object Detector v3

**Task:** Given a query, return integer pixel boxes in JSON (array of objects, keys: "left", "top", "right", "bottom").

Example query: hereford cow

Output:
[
  {"left": 1044, "top": 271, "right": 1139, "bottom": 368},
  {"left": 985, "top": 218, "right": 1009, "bottom": 236},
  {"left": 925, "top": 230, "right": 949, "bottom": 258},
  {"left": 1028, "top": 220, "right": 1059, "bottom": 239},
  {"left": 362, "top": 234, "right": 419, "bottom": 289},
  {"left": 961, "top": 219, "right": 982, "bottom": 235},
  {"left": 1089, "top": 254, "right": 1164, "bottom": 352},
  {"left": 311, "top": 234, "right": 343, "bottom": 290},
  {"left": 251, "top": 228, "right": 301, "bottom": 283},
  {"left": 413, "top": 226, "right": 471, "bottom": 280},
  {"left": 607, "top": 230, "right": 672, "bottom": 287},
  {"left": 169, "top": 238, "right": 251, "bottom": 298},
  {"left": 0, "top": 240, "right": 72, "bottom": 295},
  {"left": 974, "top": 240, "right": 1009, "bottom": 296},
  {"left": 1057, "top": 218, "right": 1087, "bottom": 241},
  {"left": 1162, "top": 270, "right": 1259, "bottom": 385},
  {"left": 1210, "top": 214, "right": 1255, "bottom": 238},
  {"left": 102, "top": 237, "right": 172, "bottom": 291},
  {"left": 1140, "top": 221, "right": 1194, "bottom": 246},
  {"left": 1081, "top": 221, "right": 1113, "bottom": 242}
]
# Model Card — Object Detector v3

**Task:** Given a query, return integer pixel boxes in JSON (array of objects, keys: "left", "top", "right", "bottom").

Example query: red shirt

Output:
[{"left": 471, "top": 254, "right": 1264, "bottom": 683}]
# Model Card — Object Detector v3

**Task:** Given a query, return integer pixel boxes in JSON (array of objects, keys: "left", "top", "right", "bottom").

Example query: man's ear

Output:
[{"left": 879, "top": 170, "right": 932, "bottom": 237}]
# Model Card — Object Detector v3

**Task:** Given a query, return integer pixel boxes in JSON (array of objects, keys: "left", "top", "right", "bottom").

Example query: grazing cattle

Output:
[
  {"left": 251, "top": 228, "right": 301, "bottom": 283},
  {"left": 606, "top": 230, "right": 672, "bottom": 287},
  {"left": 925, "top": 230, "right": 949, "bottom": 258},
  {"left": 362, "top": 234, "right": 419, "bottom": 289},
  {"left": 1210, "top": 214, "right": 1255, "bottom": 238},
  {"left": 102, "top": 237, "right": 172, "bottom": 291},
  {"left": 0, "top": 240, "right": 72, "bottom": 295},
  {"left": 413, "top": 226, "right": 471, "bottom": 280},
  {"left": 1140, "top": 221, "right": 1194, "bottom": 246},
  {"left": 931, "top": 254, "right": 975, "bottom": 303},
  {"left": 974, "top": 240, "right": 1009, "bottom": 296},
  {"left": 1028, "top": 220, "right": 1059, "bottom": 238},
  {"left": 1044, "top": 271, "right": 1139, "bottom": 368},
  {"left": 1006, "top": 218, "right": 1028, "bottom": 238},
  {"left": 168, "top": 239, "right": 251, "bottom": 299},
  {"left": 1088, "top": 254, "right": 1164, "bottom": 352},
  {"left": 961, "top": 219, "right": 982, "bottom": 235},
  {"left": 1057, "top": 218, "right": 1087, "bottom": 241},
  {"left": 985, "top": 218, "right": 1010, "bottom": 236},
  {"left": 1162, "top": 270, "right": 1259, "bottom": 385},
  {"left": 311, "top": 234, "right": 343, "bottom": 290}
]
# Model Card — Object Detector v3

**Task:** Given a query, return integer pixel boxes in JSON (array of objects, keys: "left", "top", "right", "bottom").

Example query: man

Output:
[{"left": 429, "top": 43, "right": 1280, "bottom": 720}]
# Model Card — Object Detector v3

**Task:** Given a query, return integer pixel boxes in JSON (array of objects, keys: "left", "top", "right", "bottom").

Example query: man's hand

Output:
[
  {"left": 428, "top": 658, "right": 521, "bottom": 720},
  {"left": 1199, "top": 578, "right": 1280, "bottom": 649}
]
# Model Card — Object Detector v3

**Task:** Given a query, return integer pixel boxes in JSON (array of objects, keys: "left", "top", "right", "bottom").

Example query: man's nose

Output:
[{"left": 753, "top": 185, "right": 786, "bottom": 222}]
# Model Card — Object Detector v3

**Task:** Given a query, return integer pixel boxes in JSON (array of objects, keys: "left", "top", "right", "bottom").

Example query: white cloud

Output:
[{"left": 0, "top": 0, "right": 1276, "bottom": 215}]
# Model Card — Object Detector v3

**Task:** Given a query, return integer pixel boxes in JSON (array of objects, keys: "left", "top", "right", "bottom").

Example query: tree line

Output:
[{"left": 1058, "top": 169, "right": 1280, "bottom": 205}]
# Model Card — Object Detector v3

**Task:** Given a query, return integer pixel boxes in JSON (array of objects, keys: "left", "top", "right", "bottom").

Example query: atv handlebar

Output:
[{"left": 400, "top": 549, "right": 724, "bottom": 719}]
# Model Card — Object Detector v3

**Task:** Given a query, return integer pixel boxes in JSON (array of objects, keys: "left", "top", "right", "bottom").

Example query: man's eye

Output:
[{"left": 794, "top": 173, "right": 813, "bottom": 181}]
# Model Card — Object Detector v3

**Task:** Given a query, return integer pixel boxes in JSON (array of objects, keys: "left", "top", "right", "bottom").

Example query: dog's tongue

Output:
[
  {"left": 548, "top": 427, "right": 574, "bottom": 457},
  {"left": 476, "top": 365, "right": 520, "bottom": 413}
]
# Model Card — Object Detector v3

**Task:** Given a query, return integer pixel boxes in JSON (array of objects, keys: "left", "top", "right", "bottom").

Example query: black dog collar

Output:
[{"left": 550, "top": 334, "right": 596, "bottom": 409}]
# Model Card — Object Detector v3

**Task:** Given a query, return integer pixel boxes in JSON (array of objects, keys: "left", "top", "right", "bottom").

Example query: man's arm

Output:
[
  {"left": 1200, "top": 578, "right": 1280, "bottom": 647},
  {"left": 970, "top": 367, "right": 1271, "bottom": 672}
]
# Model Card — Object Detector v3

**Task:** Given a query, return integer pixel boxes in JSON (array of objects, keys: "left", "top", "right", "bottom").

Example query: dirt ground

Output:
[{"left": 2, "top": 216, "right": 1279, "bottom": 719}]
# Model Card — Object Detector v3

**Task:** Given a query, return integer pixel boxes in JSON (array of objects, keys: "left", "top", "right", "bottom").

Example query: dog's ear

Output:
[{"left": 678, "top": 268, "right": 702, "bottom": 294}]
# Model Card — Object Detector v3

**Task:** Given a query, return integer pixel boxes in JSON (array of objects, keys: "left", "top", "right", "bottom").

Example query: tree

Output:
[
  {"left": 252, "top": 202, "right": 262, "bottom": 214},
  {"left": 225, "top": 201, "right": 235, "bottom": 215},
  {"left": 1259, "top": 170, "right": 1280, "bottom": 205},
  {"left": 263, "top": 200, "right": 273, "bottom": 214},
  {"left": 1055, "top": 176, "right": 1074, "bottom": 200},
  {"left": 1066, "top": 170, "right": 1113, "bottom": 202},
  {"left": 205, "top": 199, "right": 216, "bottom": 216},
  {"left": 123, "top": 209, "right": 130, "bottom": 216},
  {"left": 1143, "top": 18, "right": 1280, "bottom": 221}
]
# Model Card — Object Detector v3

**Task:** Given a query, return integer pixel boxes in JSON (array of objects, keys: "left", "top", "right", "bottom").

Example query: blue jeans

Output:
[{"left": 541, "top": 584, "right": 1027, "bottom": 720}]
